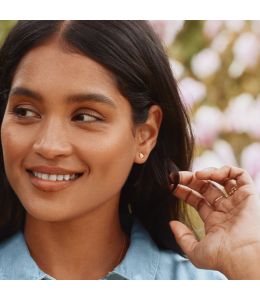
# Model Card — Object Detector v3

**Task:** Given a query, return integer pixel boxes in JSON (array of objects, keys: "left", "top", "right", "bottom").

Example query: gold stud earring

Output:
[{"left": 139, "top": 152, "right": 144, "bottom": 159}]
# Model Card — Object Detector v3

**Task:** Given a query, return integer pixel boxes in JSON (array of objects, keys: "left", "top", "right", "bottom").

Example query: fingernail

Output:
[
  {"left": 169, "top": 172, "right": 180, "bottom": 183},
  {"left": 170, "top": 183, "right": 177, "bottom": 193},
  {"left": 210, "top": 181, "right": 228, "bottom": 197},
  {"left": 168, "top": 172, "right": 180, "bottom": 192}
]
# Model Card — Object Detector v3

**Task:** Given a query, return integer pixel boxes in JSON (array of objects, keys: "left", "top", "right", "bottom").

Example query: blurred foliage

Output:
[
  {"left": 167, "top": 21, "right": 260, "bottom": 162},
  {"left": 169, "top": 21, "right": 206, "bottom": 64},
  {"left": 0, "top": 20, "right": 17, "bottom": 45}
]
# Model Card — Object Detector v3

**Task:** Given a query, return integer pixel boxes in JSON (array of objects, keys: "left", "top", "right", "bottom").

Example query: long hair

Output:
[{"left": 0, "top": 21, "right": 194, "bottom": 254}]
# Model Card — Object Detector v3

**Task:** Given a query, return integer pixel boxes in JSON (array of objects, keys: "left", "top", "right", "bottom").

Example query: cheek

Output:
[
  {"left": 77, "top": 126, "right": 136, "bottom": 188},
  {"left": 1, "top": 120, "right": 31, "bottom": 178}
]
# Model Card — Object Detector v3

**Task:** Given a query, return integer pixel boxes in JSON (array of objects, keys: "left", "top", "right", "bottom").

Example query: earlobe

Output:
[
  {"left": 134, "top": 105, "right": 163, "bottom": 164},
  {"left": 134, "top": 151, "right": 146, "bottom": 164},
  {"left": 139, "top": 152, "right": 145, "bottom": 159}
]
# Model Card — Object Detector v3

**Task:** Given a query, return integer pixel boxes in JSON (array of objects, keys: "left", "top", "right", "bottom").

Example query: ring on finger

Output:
[
  {"left": 228, "top": 185, "right": 238, "bottom": 196},
  {"left": 209, "top": 180, "right": 228, "bottom": 198}
]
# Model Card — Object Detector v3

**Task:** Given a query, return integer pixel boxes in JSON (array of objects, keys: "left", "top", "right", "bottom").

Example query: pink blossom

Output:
[
  {"left": 192, "top": 150, "right": 226, "bottom": 172},
  {"left": 213, "top": 140, "right": 238, "bottom": 166},
  {"left": 224, "top": 93, "right": 254, "bottom": 133},
  {"left": 191, "top": 48, "right": 221, "bottom": 79},
  {"left": 247, "top": 97, "right": 260, "bottom": 138},
  {"left": 228, "top": 59, "right": 245, "bottom": 78},
  {"left": 148, "top": 20, "right": 184, "bottom": 47},
  {"left": 193, "top": 106, "right": 224, "bottom": 148},
  {"left": 240, "top": 143, "right": 260, "bottom": 179},
  {"left": 178, "top": 77, "right": 206, "bottom": 109},
  {"left": 225, "top": 21, "right": 245, "bottom": 32},
  {"left": 253, "top": 173, "right": 260, "bottom": 194},
  {"left": 192, "top": 141, "right": 237, "bottom": 172},
  {"left": 224, "top": 93, "right": 260, "bottom": 137},
  {"left": 251, "top": 21, "right": 260, "bottom": 35},
  {"left": 211, "top": 31, "right": 231, "bottom": 54},
  {"left": 169, "top": 59, "right": 185, "bottom": 80},
  {"left": 233, "top": 32, "right": 260, "bottom": 69},
  {"left": 203, "top": 21, "right": 223, "bottom": 39}
]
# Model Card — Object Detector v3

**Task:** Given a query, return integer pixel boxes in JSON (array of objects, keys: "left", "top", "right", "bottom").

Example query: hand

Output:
[{"left": 169, "top": 165, "right": 260, "bottom": 279}]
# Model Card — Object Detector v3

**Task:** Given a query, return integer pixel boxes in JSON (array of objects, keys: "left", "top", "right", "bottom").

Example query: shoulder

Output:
[
  {"left": 0, "top": 231, "right": 45, "bottom": 280},
  {"left": 0, "top": 232, "right": 22, "bottom": 279},
  {"left": 112, "top": 218, "right": 226, "bottom": 280},
  {"left": 0, "top": 232, "right": 23, "bottom": 264}
]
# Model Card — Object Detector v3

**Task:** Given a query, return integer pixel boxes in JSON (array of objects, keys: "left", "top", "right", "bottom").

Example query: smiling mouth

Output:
[
  {"left": 26, "top": 169, "right": 84, "bottom": 181},
  {"left": 26, "top": 169, "right": 84, "bottom": 192}
]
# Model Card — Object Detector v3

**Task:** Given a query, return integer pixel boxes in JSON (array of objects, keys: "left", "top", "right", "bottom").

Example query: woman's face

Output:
[{"left": 1, "top": 40, "right": 141, "bottom": 222}]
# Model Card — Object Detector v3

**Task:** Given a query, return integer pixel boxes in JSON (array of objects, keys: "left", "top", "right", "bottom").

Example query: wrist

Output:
[{"left": 219, "top": 259, "right": 260, "bottom": 280}]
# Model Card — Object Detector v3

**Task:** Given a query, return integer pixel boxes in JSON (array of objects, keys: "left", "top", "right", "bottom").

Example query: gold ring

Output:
[{"left": 228, "top": 185, "right": 238, "bottom": 196}]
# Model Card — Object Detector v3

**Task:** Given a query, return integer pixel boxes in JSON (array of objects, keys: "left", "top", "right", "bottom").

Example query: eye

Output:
[
  {"left": 11, "top": 107, "right": 39, "bottom": 118},
  {"left": 72, "top": 112, "right": 103, "bottom": 123}
]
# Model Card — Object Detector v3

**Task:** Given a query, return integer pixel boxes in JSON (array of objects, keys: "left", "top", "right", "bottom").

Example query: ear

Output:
[{"left": 134, "top": 105, "right": 163, "bottom": 164}]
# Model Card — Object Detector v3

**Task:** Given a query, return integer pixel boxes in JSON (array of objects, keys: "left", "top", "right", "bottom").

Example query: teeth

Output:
[
  {"left": 64, "top": 174, "right": 70, "bottom": 181},
  {"left": 32, "top": 171, "right": 79, "bottom": 181},
  {"left": 49, "top": 174, "right": 57, "bottom": 181},
  {"left": 42, "top": 173, "right": 49, "bottom": 180},
  {"left": 57, "top": 175, "right": 64, "bottom": 181}
]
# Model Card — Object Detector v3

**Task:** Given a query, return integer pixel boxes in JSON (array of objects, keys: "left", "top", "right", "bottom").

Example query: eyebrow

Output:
[{"left": 9, "top": 86, "right": 117, "bottom": 109}]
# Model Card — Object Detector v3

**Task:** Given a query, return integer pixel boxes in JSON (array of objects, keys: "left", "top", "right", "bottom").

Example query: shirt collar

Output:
[
  {"left": 0, "top": 218, "right": 160, "bottom": 280},
  {"left": 105, "top": 219, "right": 160, "bottom": 280}
]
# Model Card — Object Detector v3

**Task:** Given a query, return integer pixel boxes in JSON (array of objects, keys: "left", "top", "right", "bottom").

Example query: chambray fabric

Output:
[{"left": 0, "top": 219, "right": 226, "bottom": 280}]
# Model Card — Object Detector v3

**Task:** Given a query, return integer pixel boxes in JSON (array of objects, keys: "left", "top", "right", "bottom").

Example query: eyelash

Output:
[{"left": 10, "top": 107, "right": 104, "bottom": 123}]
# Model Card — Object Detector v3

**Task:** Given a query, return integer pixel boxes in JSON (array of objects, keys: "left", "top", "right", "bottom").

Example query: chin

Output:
[{"left": 22, "top": 201, "right": 81, "bottom": 223}]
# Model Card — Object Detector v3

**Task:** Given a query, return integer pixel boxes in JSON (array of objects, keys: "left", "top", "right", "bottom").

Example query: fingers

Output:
[
  {"left": 223, "top": 179, "right": 237, "bottom": 195},
  {"left": 169, "top": 220, "right": 198, "bottom": 264},
  {"left": 174, "top": 170, "right": 221, "bottom": 201},
  {"left": 200, "top": 181, "right": 229, "bottom": 212},
  {"left": 172, "top": 169, "right": 230, "bottom": 214},
  {"left": 171, "top": 166, "right": 255, "bottom": 213},
  {"left": 195, "top": 166, "right": 255, "bottom": 210},
  {"left": 177, "top": 171, "right": 209, "bottom": 193},
  {"left": 195, "top": 165, "right": 254, "bottom": 188},
  {"left": 173, "top": 184, "right": 213, "bottom": 221}
]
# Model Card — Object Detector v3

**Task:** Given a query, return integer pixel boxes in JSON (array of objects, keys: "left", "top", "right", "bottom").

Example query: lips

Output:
[
  {"left": 26, "top": 166, "right": 84, "bottom": 192},
  {"left": 26, "top": 165, "right": 85, "bottom": 175}
]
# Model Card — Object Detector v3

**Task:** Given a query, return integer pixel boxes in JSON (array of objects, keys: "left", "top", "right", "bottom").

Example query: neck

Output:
[{"left": 24, "top": 205, "right": 128, "bottom": 280}]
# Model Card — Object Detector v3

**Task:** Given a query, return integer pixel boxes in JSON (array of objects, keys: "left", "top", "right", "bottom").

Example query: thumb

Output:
[{"left": 169, "top": 220, "right": 198, "bottom": 262}]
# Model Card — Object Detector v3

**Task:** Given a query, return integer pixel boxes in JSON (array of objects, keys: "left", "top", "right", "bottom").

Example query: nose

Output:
[{"left": 32, "top": 119, "right": 73, "bottom": 159}]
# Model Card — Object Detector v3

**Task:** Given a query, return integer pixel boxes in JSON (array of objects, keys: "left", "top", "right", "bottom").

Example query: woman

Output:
[{"left": 0, "top": 21, "right": 259, "bottom": 280}]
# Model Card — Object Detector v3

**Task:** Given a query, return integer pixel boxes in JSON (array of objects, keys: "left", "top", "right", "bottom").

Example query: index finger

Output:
[
  {"left": 195, "top": 165, "right": 254, "bottom": 188},
  {"left": 170, "top": 170, "right": 209, "bottom": 187},
  {"left": 169, "top": 170, "right": 211, "bottom": 196}
]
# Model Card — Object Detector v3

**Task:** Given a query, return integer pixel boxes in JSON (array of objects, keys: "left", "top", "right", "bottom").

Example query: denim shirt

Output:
[{"left": 0, "top": 219, "right": 226, "bottom": 280}]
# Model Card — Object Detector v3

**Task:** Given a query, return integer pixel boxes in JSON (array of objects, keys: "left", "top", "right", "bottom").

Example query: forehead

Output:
[{"left": 12, "top": 40, "right": 119, "bottom": 97}]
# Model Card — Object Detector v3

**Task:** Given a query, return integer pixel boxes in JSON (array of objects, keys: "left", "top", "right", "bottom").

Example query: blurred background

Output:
[
  {"left": 150, "top": 21, "right": 260, "bottom": 193},
  {"left": 1, "top": 20, "right": 260, "bottom": 193}
]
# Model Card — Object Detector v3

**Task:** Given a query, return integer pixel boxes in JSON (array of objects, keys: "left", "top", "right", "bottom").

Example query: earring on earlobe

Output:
[{"left": 139, "top": 152, "right": 144, "bottom": 159}]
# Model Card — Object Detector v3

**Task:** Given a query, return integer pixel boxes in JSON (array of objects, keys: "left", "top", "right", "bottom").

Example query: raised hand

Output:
[{"left": 169, "top": 165, "right": 260, "bottom": 279}]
